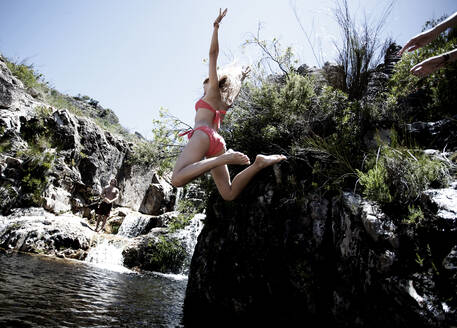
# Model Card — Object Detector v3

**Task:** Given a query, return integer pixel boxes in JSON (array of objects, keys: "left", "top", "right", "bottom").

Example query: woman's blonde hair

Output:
[{"left": 205, "top": 62, "right": 243, "bottom": 107}]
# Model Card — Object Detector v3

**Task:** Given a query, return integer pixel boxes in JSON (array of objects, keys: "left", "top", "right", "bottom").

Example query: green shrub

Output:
[
  {"left": 223, "top": 72, "right": 319, "bottom": 157},
  {"left": 17, "top": 149, "right": 55, "bottom": 206},
  {"left": 128, "top": 107, "right": 186, "bottom": 175},
  {"left": 6, "top": 61, "right": 42, "bottom": 89},
  {"left": 357, "top": 161, "right": 392, "bottom": 204},
  {"left": 357, "top": 145, "right": 450, "bottom": 206},
  {"left": 402, "top": 205, "right": 425, "bottom": 225},
  {"left": 146, "top": 236, "right": 187, "bottom": 273},
  {"left": 168, "top": 214, "right": 192, "bottom": 233},
  {"left": 168, "top": 197, "right": 205, "bottom": 232}
]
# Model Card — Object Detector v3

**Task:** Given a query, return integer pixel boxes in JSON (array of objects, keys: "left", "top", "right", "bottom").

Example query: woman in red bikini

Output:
[{"left": 171, "top": 8, "right": 286, "bottom": 201}]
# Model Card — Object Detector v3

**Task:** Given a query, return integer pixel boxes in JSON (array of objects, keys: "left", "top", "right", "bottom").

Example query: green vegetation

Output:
[
  {"left": 388, "top": 17, "right": 457, "bottom": 120},
  {"left": 145, "top": 236, "right": 187, "bottom": 273},
  {"left": 356, "top": 145, "right": 449, "bottom": 206},
  {"left": 168, "top": 196, "right": 205, "bottom": 232},
  {"left": 127, "top": 107, "right": 186, "bottom": 175},
  {"left": 212, "top": 13, "right": 455, "bottom": 218},
  {"left": 4, "top": 57, "right": 138, "bottom": 142},
  {"left": 5, "top": 61, "right": 43, "bottom": 89},
  {"left": 17, "top": 148, "right": 55, "bottom": 206}
]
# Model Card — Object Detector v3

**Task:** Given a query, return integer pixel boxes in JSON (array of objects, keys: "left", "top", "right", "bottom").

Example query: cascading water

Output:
[
  {"left": 174, "top": 187, "right": 183, "bottom": 211},
  {"left": 85, "top": 234, "right": 131, "bottom": 272},
  {"left": 85, "top": 211, "right": 205, "bottom": 275},
  {"left": 172, "top": 213, "right": 205, "bottom": 274},
  {"left": 117, "top": 213, "right": 153, "bottom": 238}
]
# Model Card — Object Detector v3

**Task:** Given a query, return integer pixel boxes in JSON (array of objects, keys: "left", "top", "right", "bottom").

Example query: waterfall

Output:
[
  {"left": 174, "top": 187, "right": 183, "bottom": 211},
  {"left": 172, "top": 213, "right": 205, "bottom": 274},
  {"left": 85, "top": 211, "right": 205, "bottom": 275},
  {"left": 85, "top": 235, "right": 131, "bottom": 273},
  {"left": 117, "top": 213, "right": 152, "bottom": 238}
]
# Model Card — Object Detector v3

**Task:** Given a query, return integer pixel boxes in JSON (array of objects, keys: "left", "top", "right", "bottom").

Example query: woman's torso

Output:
[{"left": 194, "top": 97, "right": 229, "bottom": 130}]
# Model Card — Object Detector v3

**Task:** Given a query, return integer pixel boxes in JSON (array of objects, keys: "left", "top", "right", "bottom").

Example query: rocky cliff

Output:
[
  {"left": 183, "top": 43, "right": 457, "bottom": 327},
  {"left": 184, "top": 162, "right": 456, "bottom": 327},
  {"left": 0, "top": 54, "right": 193, "bottom": 269},
  {"left": 0, "top": 54, "right": 173, "bottom": 217}
]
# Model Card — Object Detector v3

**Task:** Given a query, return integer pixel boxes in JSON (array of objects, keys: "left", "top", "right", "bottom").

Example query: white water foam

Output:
[
  {"left": 85, "top": 235, "right": 131, "bottom": 273},
  {"left": 117, "top": 213, "right": 151, "bottom": 238}
]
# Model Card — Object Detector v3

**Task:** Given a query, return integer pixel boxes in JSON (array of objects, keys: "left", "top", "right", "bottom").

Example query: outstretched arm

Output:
[
  {"left": 410, "top": 48, "right": 457, "bottom": 77},
  {"left": 207, "top": 8, "right": 227, "bottom": 94},
  {"left": 399, "top": 11, "right": 457, "bottom": 55}
]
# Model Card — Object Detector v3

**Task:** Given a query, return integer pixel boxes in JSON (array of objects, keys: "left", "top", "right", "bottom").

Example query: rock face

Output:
[
  {"left": 184, "top": 164, "right": 457, "bottom": 327},
  {"left": 0, "top": 207, "right": 95, "bottom": 259},
  {"left": 0, "top": 54, "right": 174, "bottom": 217}
]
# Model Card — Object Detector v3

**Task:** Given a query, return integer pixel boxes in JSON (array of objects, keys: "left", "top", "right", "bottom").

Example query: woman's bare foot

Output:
[
  {"left": 254, "top": 154, "right": 287, "bottom": 169},
  {"left": 221, "top": 149, "right": 251, "bottom": 165}
]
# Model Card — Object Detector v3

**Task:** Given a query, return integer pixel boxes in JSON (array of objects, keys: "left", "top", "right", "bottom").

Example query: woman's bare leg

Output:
[
  {"left": 211, "top": 154, "right": 287, "bottom": 201},
  {"left": 171, "top": 131, "right": 250, "bottom": 187}
]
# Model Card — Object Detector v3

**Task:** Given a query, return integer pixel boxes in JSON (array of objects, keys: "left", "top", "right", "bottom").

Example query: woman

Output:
[{"left": 171, "top": 8, "right": 286, "bottom": 201}]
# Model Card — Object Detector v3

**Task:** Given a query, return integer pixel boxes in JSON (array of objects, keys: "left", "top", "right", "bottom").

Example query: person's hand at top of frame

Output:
[
  {"left": 410, "top": 54, "right": 447, "bottom": 77},
  {"left": 241, "top": 66, "right": 251, "bottom": 80},
  {"left": 398, "top": 29, "right": 439, "bottom": 56},
  {"left": 214, "top": 8, "right": 228, "bottom": 28}
]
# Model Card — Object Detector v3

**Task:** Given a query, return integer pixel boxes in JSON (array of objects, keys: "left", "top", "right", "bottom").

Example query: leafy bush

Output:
[
  {"left": 357, "top": 145, "right": 450, "bottom": 206},
  {"left": 17, "top": 148, "right": 55, "bottom": 206},
  {"left": 6, "top": 61, "right": 43, "bottom": 89},
  {"left": 223, "top": 72, "right": 318, "bottom": 157},
  {"left": 128, "top": 107, "right": 186, "bottom": 175},
  {"left": 145, "top": 236, "right": 187, "bottom": 273}
]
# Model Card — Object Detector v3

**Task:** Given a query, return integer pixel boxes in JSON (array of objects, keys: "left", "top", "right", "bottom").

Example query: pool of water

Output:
[{"left": 0, "top": 252, "right": 187, "bottom": 328}]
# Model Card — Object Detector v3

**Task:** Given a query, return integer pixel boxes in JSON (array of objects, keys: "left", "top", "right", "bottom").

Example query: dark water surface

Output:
[{"left": 0, "top": 252, "right": 187, "bottom": 328}]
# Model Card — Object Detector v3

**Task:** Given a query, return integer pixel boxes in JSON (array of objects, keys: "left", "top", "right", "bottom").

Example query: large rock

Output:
[
  {"left": 0, "top": 207, "right": 95, "bottom": 259},
  {"left": 117, "top": 165, "right": 174, "bottom": 215},
  {"left": 122, "top": 213, "right": 204, "bottom": 274},
  {"left": 184, "top": 164, "right": 456, "bottom": 327},
  {"left": 122, "top": 228, "right": 187, "bottom": 274}
]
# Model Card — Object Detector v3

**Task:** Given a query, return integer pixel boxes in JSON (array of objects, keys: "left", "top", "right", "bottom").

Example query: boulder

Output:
[
  {"left": 122, "top": 228, "right": 187, "bottom": 274},
  {"left": 0, "top": 207, "right": 95, "bottom": 260},
  {"left": 42, "top": 185, "right": 72, "bottom": 214}
]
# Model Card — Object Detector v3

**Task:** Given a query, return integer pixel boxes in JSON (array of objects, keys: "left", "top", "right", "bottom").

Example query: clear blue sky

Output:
[{"left": 0, "top": 0, "right": 455, "bottom": 139}]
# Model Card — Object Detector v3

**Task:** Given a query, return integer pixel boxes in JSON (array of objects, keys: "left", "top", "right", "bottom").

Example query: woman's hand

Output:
[
  {"left": 410, "top": 55, "right": 446, "bottom": 77},
  {"left": 399, "top": 29, "right": 438, "bottom": 56},
  {"left": 214, "top": 8, "right": 227, "bottom": 28}
]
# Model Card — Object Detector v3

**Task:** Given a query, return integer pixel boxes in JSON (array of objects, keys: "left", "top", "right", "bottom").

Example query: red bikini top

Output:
[{"left": 195, "top": 99, "right": 226, "bottom": 130}]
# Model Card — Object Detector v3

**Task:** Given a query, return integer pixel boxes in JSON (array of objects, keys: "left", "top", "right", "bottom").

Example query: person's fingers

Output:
[
  {"left": 410, "top": 65, "right": 422, "bottom": 76},
  {"left": 399, "top": 39, "right": 414, "bottom": 55},
  {"left": 407, "top": 45, "right": 419, "bottom": 52},
  {"left": 398, "top": 46, "right": 406, "bottom": 56}
]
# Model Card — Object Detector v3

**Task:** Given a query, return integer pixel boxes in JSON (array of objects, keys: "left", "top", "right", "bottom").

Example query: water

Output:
[
  {"left": 117, "top": 213, "right": 153, "bottom": 238},
  {"left": 0, "top": 252, "right": 187, "bottom": 328},
  {"left": 85, "top": 234, "right": 131, "bottom": 273}
]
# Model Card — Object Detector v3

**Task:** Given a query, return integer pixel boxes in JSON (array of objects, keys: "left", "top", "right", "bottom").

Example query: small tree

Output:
[{"left": 333, "top": 0, "right": 393, "bottom": 100}]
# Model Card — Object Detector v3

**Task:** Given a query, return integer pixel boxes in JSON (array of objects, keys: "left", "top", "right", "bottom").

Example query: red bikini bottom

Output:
[{"left": 181, "top": 126, "right": 226, "bottom": 157}]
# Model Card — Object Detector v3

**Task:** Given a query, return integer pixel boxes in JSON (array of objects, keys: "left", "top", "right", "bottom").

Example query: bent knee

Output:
[
  {"left": 220, "top": 192, "right": 236, "bottom": 201},
  {"left": 171, "top": 174, "right": 185, "bottom": 188}
]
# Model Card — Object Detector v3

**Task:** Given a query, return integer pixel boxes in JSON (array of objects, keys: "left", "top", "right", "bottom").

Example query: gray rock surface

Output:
[
  {"left": 0, "top": 54, "right": 174, "bottom": 217},
  {"left": 184, "top": 164, "right": 457, "bottom": 328},
  {"left": 0, "top": 207, "right": 95, "bottom": 259}
]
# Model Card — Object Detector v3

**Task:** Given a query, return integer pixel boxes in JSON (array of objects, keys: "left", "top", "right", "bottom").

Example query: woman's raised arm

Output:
[{"left": 207, "top": 8, "right": 227, "bottom": 91}]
